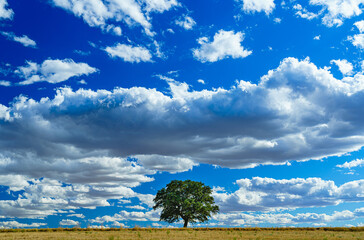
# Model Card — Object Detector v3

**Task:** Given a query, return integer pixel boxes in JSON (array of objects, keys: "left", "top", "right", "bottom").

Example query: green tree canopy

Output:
[{"left": 153, "top": 180, "right": 219, "bottom": 227}]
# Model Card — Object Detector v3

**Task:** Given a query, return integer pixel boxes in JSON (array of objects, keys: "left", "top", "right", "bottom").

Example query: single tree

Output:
[{"left": 153, "top": 180, "right": 219, "bottom": 227}]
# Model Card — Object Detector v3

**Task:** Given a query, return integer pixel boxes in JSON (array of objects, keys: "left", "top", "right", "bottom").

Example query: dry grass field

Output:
[{"left": 0, "top": 227, "right": 363, "bottom": 240}]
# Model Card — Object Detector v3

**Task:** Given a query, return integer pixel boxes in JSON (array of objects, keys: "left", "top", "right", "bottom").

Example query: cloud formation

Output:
[
  {"left": 310, "top": 0, "right": 364, "bottom": 27},
  {"left": 193, "top": 30, "right": 252, "bottom": 62},
  {"left": 213, "top": 177, "right": 364, "bottom": 212},
  {"left": 337, "top": 159, "right": 364, "bottom": 169},
  {"left": 2, "top": 57, "right": 364, "bottom": 219},
  {"left": 0, "top": 221, "right": 46, "bottom": 229},
  {"left": 91, "top": 210, "right": 160, "bottom": 224},
  {"left": 15, "top": 59, "right": 97, "bottom": 85},
  {"left": 0, "top": 0, "right": 13, "bottom": 20},
  {"left": 331, "top": 59, "right": 353, "bottom": 76},
  {"left": 0, "top": 80, "right": 10, "bottom": 86},
  {"left": 236, "top": 0, "right": 275, "bottom": 15},
  {"left": 175, "top": 14, "right": 196, "bottom": 30},
  {"left": 104, "top": 43, "right": 152, "bottom": 63},
  {"left": 213, "top": 208, "right": 364, "bottom": 226},
  {"left": 51, "top": 0, "right": 178, "bottom": 36},
  {"left": 2, "top": 57, "right": 364, "bottom": 171},
  {"left": 293, "top": 4, "right": 318, "bottom": 20},
  {"left": 355, "top": 20, "right": 364, "bottom": 33},
  {"left": 0, "top": 32, "right": 37, "bottom": 48},
  {"left": 0, "top": 174, "right": 152, "bottom": 218},
  {"left": 59, "top": 219, "right": 79, "bottom": 226}
]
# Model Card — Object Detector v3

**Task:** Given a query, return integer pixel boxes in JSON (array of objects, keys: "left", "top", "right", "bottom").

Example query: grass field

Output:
[{"left": 0, "top": 227, "right": 363, "bottom": 240}]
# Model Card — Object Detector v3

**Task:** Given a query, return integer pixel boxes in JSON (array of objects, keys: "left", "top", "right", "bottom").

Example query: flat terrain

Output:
[{"left": 0, "top": 227, "right": 363, "bottom": 240}]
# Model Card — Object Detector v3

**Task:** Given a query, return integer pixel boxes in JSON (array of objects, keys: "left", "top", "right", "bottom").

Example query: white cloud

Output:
[
  {"left": 0, "top": 0, "right": 13, "bottom": 20},
  {"left": 175, "top": 15, "right": 196, "bottom": 30},
  {"left": 213, "top": 208, "right": 363, "bottom": 226},
  {"left": 3, "top": 57, "right": 364, "bottom": 171},
  {"left": 78, "top": 79, "right": 87, "bottom": 85},
  {"left": 0, "top": 80, "right": 11, "bottom": 86},
  {"left": 125, "top": 205, "right": 146, "bottom": 210},
  {"left": 310, "top": 0, "right": 364, "bottom": 27},
  {"left": 214, "top": 177, "right": 364, "bottom": 212},
  {"left": 67, "top": 213, "right": 85, "bottom": 218},
  {"left": 59, "top": 219, "right": 79, "bottom": 226},
  {"left": 293, "top": 4, "right": 319, "bottom": 20},
  {"left": 1, "top": 32, "right": 37, "bottom": 48},
  {"left": 314, "top": 35, "right": 320, "bottom": 40},
  {"left": 0, "top": 174, "right": 148, "bottom": 218},
  {"left": 355, "top": 20, "right": 364, "bottom": 33},
  {"left": 15, "top": 59, "right": 97, "bottom": 85},
  {"left": 50, "top": 0, "right": 178, "bottom": 36},
  {"left": 348, "top": 34, "right": 364, "bottom": 49},
  {"left": 193, "top": 30, "right": 252, "bottom": 62},
  {"left": 197, "top": 79, "right": 205, "bottom": 84},
  {"left": 105, "top": 43, "right": 152, "bottom": 63},
  {"left": 337, "top": 159, "right": 364, "bottom": 169},
  {"left": 91, "top": 209, "right": 160, "bottom": 223},
  {"left": 236, "top": 0, "right": 275, "bottom": 15},
  {"left": 330, "top": 59, "right": 354, "bottom": 76},
  {"left": 142, "top": 0, "right": 179, "bottom": 13},
  {"left": 273, "top": 17, "right": 281, "bottom": 23},
  {"left": 0, "top": 221, "right": 46, "bottom": 229}
]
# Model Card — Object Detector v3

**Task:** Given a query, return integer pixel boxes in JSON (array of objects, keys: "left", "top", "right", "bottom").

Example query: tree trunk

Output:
[{"left": 183, "top": 219, "right": 188, "bottom": 228}]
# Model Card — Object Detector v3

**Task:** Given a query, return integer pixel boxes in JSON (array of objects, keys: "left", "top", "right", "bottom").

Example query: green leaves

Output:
[{"left": 153, "top": 180, "right": 219, "bottom": 227}]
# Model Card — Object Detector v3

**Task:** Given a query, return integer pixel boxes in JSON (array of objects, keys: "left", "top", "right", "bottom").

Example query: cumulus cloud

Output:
[
  {"left": 0, "top": 0, "right": 13, "bottom": 20},
  {"left": 3, "top": 57, "right": 364, "bottom": 172},
  {"left": 0, "top": 32, "right": 37, "bottom": 48},
  {"left": 236, "top": 0, "right": 275, "bottom": 15},
  {"left": 0, "top": 80, "right": 11, "bottom": 86},
  {"left": 91, "top": 209, "right": 160, "bottom": 224},
  {"left": 142, "top": 0, "right": 179, "bottom": 13},
  {"left": 0, "top": 175, "right": 150, "bottom": 218},
  {"left": 213, "top": 177, "right": 364, "bottom": 212},
  {"left": 310, "top": 0, "right": 364, "bottom": 27},
  {"left": 67, "top": 213, "right": 85, "bottom": 218},
  {"left": 175, "top": 14, "right": 196, "bottom": 30},
  {"left": 349, "top": 33, "right": 364, "bottom": 49},
  {"left": 59, "top": 219, "right": 79, "bottom": 226},
  {"left": 330, "top": 59, "right": 354, "bottom": 76},
  {"left": 104, "top": 43, "right": 152, "bottom": 63},
  {"left": 50, "top": 0, "right": 178, "bottom": 36},
  {"left": 213, "top": 208, "right": 363, "bottom": 226},
  {"left": 3, "top": 57, "right": 364, "bottom": 219},
  {"left": 273, "top": 17, "right": 281, "bottom": 23},
  {"left": 337, "top": 159, "right": 364, "bottom": 169},
  {"left": 293, "top": 4, "right": 319, "bottom": 20},
  {"left": 193, "top": 30, "right": 252, "bottom": 62},
  {"left": 0, "top": 221, "right": 46, "bottom": 229},
  {"left": 15, "top": 59, "right": 97, "bottom": 85},
  {"left": 355, "top": 20, "right": 364, "bottom": 33}
]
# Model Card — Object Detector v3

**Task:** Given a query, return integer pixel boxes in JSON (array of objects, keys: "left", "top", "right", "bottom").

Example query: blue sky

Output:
[{"left": 1, "top": 0, "right": 364, "bottom": 229}]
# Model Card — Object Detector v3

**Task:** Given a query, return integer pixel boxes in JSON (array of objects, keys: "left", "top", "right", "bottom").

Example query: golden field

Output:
[{"left": 0, "top": 227, "right": 363, "bottom": 240}]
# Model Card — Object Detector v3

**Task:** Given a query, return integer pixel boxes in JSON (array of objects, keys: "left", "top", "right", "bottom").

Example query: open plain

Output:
[{"left": 0, "top": 227, "right": 363, "bottom": 240}]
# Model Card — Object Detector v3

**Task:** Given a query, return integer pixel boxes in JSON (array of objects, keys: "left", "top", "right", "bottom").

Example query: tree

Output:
[{"left": 153, "top": 180, "right": 219, "bottom": 228}]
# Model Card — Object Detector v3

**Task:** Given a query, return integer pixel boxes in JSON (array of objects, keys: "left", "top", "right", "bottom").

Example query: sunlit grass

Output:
[{"left": 0, "top": 227, "right": 363, "bottom": 240}]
